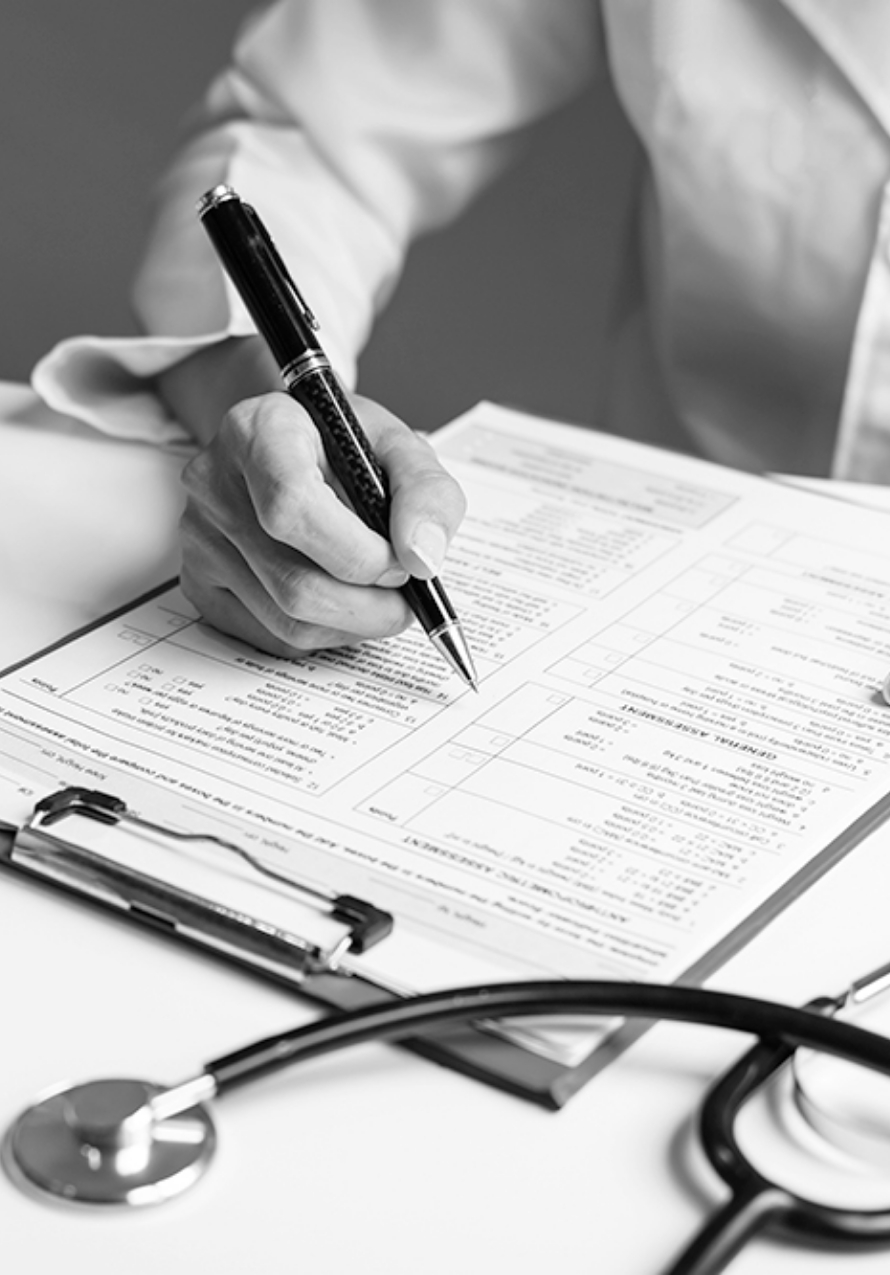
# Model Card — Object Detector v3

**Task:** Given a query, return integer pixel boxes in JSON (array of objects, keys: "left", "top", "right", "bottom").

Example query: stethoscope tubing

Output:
[
  {"left": 205, "top": 979, "right": 890, "bottom": 1275},
  {"left": 206, "top": 979, "right": 890, "bottom": 1093},
  {"left": 666, "top": 1030, "right": 890, "bottom": 1275},
  {"left": 9, "top": 976, "right": 890, "bottom": 1275}
]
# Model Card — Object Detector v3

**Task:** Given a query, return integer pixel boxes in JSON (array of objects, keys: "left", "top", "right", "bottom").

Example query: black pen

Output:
[{"left": 196, "top": 185, "right": 478, "bottom": 690}]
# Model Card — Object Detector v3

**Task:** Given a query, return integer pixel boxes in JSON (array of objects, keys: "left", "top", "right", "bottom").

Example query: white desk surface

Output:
[{"left": 3, "top": 381, "right": 890, "bottom": 1274}]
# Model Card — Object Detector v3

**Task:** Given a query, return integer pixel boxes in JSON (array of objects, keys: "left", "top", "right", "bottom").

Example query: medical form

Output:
[{"left": 3, "top": 401, "right": 890, "bottom": 1076}]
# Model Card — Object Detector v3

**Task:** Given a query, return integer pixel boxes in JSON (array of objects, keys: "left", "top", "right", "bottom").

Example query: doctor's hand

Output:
[{"left": 157, "top": 337, "right": 467, "bottom": 657}]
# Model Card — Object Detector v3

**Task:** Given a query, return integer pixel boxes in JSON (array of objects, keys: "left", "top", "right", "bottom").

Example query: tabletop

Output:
[{"left": 3, "top": 381, "right": 890, "bottom": 1275}]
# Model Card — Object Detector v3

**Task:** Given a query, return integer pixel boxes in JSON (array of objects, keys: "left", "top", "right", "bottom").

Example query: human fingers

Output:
[
  {"left": 180, "top": 391, "right": 415, "bottom": 648},
  {"left": 187, "top": 392, "right": 410, "bottom": 588},
  {"left": 180, "top": 503, "right": 413, "bottom": 654},
  {"left": 347, "top": 394, "right": 468, "bottom": 578}
]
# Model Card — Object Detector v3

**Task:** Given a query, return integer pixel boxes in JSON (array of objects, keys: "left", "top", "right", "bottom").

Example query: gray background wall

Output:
[{"left": 2, "top": 1, "right": 636, "bottom": 432}]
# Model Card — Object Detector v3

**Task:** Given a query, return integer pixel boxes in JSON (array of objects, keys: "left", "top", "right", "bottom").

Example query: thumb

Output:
[{"left": 352, "top": 395, "right": 467, "bottom": 578}]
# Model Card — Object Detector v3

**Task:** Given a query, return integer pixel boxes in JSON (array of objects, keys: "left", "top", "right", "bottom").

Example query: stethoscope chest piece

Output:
[{"left": 1, "top": 1077, "right": 216, "bottom": 1207}]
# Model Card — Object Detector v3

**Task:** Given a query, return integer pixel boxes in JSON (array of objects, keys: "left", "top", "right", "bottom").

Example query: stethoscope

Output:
[{"left": 7, "top": 967, "right": 890, "bottom": 1275}]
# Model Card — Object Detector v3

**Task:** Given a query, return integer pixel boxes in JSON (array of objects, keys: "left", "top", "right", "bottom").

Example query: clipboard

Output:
[
  {"left": 0, "top": 779, "right": 624, "bottom": 1110},
  {"left": 7, "top": 401, "right": 890, "bottom": 1112}
]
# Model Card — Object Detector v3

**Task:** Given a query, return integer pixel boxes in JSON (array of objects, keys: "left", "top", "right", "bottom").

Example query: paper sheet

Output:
[{"left": 4, "top": 401, "right": 890, "bottom": 1066}]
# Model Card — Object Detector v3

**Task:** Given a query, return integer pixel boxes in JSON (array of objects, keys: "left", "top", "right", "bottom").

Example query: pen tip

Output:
[{"left": 430, "top": 625, "right": 478, "bottom": 691}]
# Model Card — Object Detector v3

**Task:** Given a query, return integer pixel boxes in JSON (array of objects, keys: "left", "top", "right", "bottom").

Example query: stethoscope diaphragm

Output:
[{"left": 2, "top": 1076, "right": 215, "bottom": 1206}]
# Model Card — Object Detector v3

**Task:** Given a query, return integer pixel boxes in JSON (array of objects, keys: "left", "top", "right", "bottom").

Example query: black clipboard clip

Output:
[{"left": 6, "top": 786, "right": 393, "bottom": 980}]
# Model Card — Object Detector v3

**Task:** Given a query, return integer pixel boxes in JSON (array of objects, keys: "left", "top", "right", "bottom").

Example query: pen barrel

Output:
[
  {"left": 401, "top": 575, "right": 459, "bottom": 631},
  {"left": 197, "top": 186, "right": 470, "bottom": 670},
  {"left": 290, "top": 372, "right": 458, "bottom": 632},
  {"left": 289, "top": 368, "right": 390, "bottom": 536},
  {"left": 199, "top": 193, "right": 318, "bottom": 366}
]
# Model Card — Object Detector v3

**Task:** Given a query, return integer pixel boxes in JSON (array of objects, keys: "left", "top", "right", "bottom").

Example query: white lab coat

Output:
[{"left": 32, "top": 0, "right": 890, "bottom": 480}]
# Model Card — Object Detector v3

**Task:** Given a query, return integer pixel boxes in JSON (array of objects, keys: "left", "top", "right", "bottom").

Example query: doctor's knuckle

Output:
[
  {"left": 180, "top": 450, "right": 212, "bottom": 497},
  {"left": 270, "top": 564, "right": 325, "bottom": 620},
  {"left": 256, "top": 482, "right": 308, "bottom": 546},
  {"left": 333, "top": 541, "right": 382, "bottom": 585}
]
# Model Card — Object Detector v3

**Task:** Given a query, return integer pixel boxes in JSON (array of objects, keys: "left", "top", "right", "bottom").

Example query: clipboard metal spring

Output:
[{"left": 18, "top": 787, "right": 394, "bottom": 965}]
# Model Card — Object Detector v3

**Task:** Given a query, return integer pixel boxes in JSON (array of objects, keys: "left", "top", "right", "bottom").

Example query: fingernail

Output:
[
  {"left": 409, "top": 522, "right": 448, "bottom": 575},
  {"left": 377, "top": 565, "right": 410, "bottom": 588}
]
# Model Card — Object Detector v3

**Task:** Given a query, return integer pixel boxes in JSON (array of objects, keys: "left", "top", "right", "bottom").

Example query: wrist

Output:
[{"left": 155, "top": 336, "right": 280, "bottom": 445}]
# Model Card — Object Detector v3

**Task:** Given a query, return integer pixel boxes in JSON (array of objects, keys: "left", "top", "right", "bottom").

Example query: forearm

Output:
[
  {"left": 30, "top": 2, "right": 598, "bottom": 452},
  {"left": 134, "top": 0, "right": 598, "bottom": 383}
]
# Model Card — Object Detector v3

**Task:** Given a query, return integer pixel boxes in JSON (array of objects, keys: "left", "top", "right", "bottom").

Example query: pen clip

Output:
[{"left": 241, "top": 199, "right": 320, "bottom": 333}]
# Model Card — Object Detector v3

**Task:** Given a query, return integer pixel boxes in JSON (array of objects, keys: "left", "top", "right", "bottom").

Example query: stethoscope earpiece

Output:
[{"left": 2, "top": 1077, "right": 215, "bottom": 1206}]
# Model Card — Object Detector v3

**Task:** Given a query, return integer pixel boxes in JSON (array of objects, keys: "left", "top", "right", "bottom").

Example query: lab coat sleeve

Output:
[{"left": 31, "top": 0, "right": 598, "bottom": 443}]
